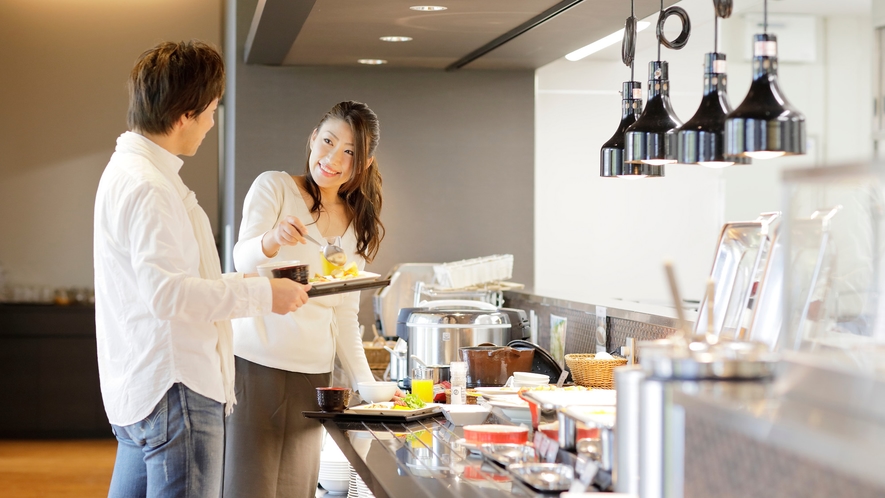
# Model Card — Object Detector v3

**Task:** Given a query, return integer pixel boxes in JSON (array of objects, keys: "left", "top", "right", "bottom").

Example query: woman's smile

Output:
[{"left": 317, "top": 161, "right": 340, "bottom": 177}]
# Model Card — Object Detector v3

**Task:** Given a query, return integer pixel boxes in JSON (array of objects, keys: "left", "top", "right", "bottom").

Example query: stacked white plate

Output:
[
  {"left": 318, "top": 433, "right": 350, "bottom": 495},
  {"left": 347, "top": 467, "right": 374, "bottom": 498}
]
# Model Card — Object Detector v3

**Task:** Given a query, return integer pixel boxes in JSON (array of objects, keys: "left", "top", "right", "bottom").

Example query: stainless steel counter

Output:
[
  {"left": 315, "top": 414, "right": 590, "bottom": 498},
  {"left": 671, "top": 354, "right": 885, "bottom": 497}
]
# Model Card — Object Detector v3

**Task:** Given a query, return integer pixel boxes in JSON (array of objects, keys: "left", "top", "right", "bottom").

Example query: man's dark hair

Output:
[{"left": 127, "top": 40, "right": 224, "bottom": 135}]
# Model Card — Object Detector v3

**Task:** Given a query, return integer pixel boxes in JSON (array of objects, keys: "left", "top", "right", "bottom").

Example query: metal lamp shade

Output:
[
  {"left": 601, "top": 81, "right": 643, "bottom": 178},
  {"left": 677, "top": 53, "right": 750, "bottom": 167},
  {"left": 725, "top": 34, "right": 805, "bottom": 159},
  {"left": 625, "top": 61, "right": 682, "bottom": 176}
]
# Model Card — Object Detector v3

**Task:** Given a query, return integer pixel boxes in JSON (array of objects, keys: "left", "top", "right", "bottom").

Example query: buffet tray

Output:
[
  {"left": 307, "top": 273, "right": 391, "bottom": 297},
  {"left": 303, "top": 404, "right": 442, "bottom": 423}
]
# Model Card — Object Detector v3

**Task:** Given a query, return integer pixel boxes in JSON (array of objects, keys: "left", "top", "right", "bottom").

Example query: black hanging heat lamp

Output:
[
  {"left": 725, "top": 0, "right": 805, "bottom": 159},
  {"left": 677, "top": 0, "right": 750, "bottom": 167},
  {"left": 600, "top": 7, "right": 644, "bottom": 178},
  {"left": 624, "top": 1, "right": 691, "bottom": 177}
]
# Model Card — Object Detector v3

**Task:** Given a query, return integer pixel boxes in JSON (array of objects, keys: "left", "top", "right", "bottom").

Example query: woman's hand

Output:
[
  {"left": 391, "top": 389, "right": 406, "bottom": 406},
  {"left": 261, "top": 215, "right": 308, "bottom": 257}
]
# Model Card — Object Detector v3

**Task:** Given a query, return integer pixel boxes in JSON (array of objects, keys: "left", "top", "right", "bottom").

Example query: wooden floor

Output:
[{"left": 0, "top": 440, "right": 117, "bottom": 498}]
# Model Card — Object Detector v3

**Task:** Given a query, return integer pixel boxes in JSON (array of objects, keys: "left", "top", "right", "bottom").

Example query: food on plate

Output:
[
  {"left": 394, "top": 393, "right": 426, "bottom": 410},
  {"left": 310, "top": 261, "right": 360, "bottom": 282}
]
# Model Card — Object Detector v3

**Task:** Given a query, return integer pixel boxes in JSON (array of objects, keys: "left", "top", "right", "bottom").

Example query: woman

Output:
[{"left": 224, "top": 101, "right": 386, "bottom": 498}]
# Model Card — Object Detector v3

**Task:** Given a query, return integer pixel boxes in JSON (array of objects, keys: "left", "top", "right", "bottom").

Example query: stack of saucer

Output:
[
  {"left": 318, "top": 434, "right": 350, "bottom": 495},
  {"left": 347, "top": 467, "right": 374, "bottom": 498}
]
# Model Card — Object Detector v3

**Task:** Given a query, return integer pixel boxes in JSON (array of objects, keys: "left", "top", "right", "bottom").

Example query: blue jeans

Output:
[{"left": 108, "top": 383, "right": 224, "bottom": 498}]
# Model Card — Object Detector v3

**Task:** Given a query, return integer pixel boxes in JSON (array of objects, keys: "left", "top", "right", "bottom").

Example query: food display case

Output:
[
  {"left": 663, "top": 163, "right": 885, "bottom": 497},
  {"left": 780, "top": 163, "right": 885, "bottom": 366}
]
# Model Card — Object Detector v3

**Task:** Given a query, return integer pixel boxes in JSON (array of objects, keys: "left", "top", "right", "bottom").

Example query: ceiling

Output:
[{"left": 244, "top": 0, "right": 680, "bottom": 70}]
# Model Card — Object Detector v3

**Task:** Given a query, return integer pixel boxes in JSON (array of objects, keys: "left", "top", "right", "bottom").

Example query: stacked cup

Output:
[{"left": 512, "top": 372, "right": 550, "bottom": 388}]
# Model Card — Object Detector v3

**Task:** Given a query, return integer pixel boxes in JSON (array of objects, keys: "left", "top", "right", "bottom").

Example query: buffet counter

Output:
[
  {"left": 315, "top": 413, "right": 587, "bottom": 498},
  {"left": 675, "top": 353, "right": 885, "bottom": 497}
]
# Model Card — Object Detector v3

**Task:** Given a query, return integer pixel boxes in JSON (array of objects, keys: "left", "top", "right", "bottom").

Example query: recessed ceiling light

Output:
[
  {"left": 410, "top": 6, "right": 447, "bottom": 11},
  {"left": 380, "top": 36, "right": 413, "bottom": 42},
  {"left": 358, "top": 59, "right": 388, "bottom": 65}
]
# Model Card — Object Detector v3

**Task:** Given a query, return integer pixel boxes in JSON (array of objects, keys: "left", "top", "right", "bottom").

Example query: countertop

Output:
[{"left": 313, "top": 412, "right": 596, "bottom": 498}]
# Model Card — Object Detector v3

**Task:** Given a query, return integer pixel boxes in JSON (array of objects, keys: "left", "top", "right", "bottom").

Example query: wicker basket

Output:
[
  {"left": 445, "top": 389, "right": 479, "bottom": 405},
  {"left": 565, "top": 354, "right": 627, "bottom": 389},
  {"left": 363, "top": 341, "right": 392, "bottom": 371}
]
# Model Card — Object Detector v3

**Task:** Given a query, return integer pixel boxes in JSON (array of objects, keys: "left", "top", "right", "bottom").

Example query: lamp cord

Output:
[
  {"left": 656, "top": 6, "right": 691, "bottom": 51},
  {"left": 622, "top": 0, "right": 637, "bottom": 80},
  {"left": 712, "top": 0, "right": 734, "bottom": 52},
  {"left": 714, "top": 15, "right": 718, "bottom": 53},
  {"left": 764, "top": 0, "right": 768, "bottom": 33},
  {"left": 658, "top": 0, "right": 662, "bottom": 62}
]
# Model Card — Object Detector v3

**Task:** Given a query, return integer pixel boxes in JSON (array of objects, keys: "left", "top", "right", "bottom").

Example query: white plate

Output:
[
  {"left": 520, "top": 389, "right": 616, "bottom": 408},
  {"left": 472, "top": 386, "right": 521, "bottom": 395},
  {"left": 346, "top": 402, "right": 441, "bottom": 417},
  {"left": 486, "top": 398, "right": 527, "bottom": 408},
  {"left": 309, "top": 271, "right": 380, "bottom": 288},
  {"left": 454, "top": 438, "right": 482, "bottom": 454},
  {"left": 486, "top": 401, "right": 532, "bottom": 425},
  {"left": 481, "top": 393, "right": 523, "bottom": 403}
]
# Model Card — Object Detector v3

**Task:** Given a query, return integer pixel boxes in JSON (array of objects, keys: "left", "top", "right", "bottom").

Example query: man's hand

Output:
[{"left": 269, "top": 278, "right": 311, "bottom": 314}]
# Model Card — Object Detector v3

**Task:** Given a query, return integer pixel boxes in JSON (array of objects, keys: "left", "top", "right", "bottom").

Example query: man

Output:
[{"left": 93, "top": 40, "right": 310, "bottom": 497}]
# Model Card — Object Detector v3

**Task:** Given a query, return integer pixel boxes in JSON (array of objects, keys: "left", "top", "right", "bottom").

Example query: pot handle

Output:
[{"left": 417, "top": 300, "right": 497, "bottom": 311}]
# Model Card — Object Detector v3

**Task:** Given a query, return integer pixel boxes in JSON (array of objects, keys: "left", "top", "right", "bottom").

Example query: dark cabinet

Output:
[{"left": 0, "top": 304, "right": 112, "bottom": 438}]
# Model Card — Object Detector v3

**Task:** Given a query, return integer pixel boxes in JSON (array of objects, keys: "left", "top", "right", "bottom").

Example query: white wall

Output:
[
  {"left": 535, "top": 0, "right": 873, "bottom": 304},
  {"left": 0, "top": 0, "right": 221, "bottom": 290}
]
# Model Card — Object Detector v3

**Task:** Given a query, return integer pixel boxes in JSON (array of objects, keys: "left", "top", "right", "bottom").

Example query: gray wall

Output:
[
  {"left": 234, "top": 0, "right": 535, "bottom": 331},
  {"left": 0, "top": 0, "right": 221, "bottom": 291}
]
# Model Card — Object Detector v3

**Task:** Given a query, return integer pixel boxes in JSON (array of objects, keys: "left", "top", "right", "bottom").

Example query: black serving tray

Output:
[
  {"left": 306, "top": 278, "right": 391, "bottom": 298},
  {"left": 303, "top": 409, "right": 442, "bottom": 423}
]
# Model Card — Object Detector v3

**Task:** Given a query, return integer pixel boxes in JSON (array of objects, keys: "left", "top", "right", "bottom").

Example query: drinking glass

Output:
[{"left": 410, "top": 367, "right": 434, "bottom": 403}]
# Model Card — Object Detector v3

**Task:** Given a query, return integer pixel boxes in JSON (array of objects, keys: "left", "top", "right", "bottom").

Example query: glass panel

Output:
[{"left": 781, "top": 164, "right": 885, "bottom": 375}]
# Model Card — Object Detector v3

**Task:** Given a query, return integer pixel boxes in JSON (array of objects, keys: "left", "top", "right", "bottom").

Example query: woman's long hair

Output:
[{"left": 302, "top": 101, "right": 385, "bottom": 262}]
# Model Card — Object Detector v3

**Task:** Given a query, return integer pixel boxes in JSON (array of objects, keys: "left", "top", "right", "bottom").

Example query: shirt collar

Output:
[{"left": 116, "top": 131, "right": 185, "bottom": 177}]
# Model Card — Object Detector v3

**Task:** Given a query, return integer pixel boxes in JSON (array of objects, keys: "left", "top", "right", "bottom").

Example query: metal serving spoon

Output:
[{"left": 297, "top": 229, "right": 347, "bottom": 266}]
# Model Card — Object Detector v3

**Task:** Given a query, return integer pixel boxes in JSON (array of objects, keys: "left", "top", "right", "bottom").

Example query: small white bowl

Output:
[
  {"left": 441, "top": 404, "right": 491, "bottom": 426},
  {"left": 318, "top": 476, "right": 349, "bottom": 494},
  {"left": 513, "top": 372, "right": 550, "bottom": 383},
  {"left": 256, "top": 260, "right": 301, "bottom": 278},
  {"left": 357, "top": 381, "right": 398, "bottom": 403}
]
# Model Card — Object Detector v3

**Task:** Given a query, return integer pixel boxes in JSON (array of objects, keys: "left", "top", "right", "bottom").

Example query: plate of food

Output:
[
  {"left": 306, "top": 270, "right": 390, "bottom": 297},
  {"left": 347, "top": 399, "right": 441, "bottom": 417}
]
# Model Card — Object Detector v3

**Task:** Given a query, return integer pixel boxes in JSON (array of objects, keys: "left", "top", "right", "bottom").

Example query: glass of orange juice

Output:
[
  {"left": 410, "top": 367, "right": 434, "bottom": 404},
  {"left": 319, "top": 236, "right": 344, "bottom": 275}
]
